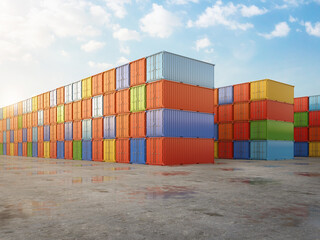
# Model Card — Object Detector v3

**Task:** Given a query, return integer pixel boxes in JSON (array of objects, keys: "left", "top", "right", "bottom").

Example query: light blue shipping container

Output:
[
  {"left": 234, "top": 141, "right": 250, "bottom": 159},
  {"left": 18, "top": 143, "right": 23, "bottom": 156},
  {"left": 309, "top": 95, "right": 320, "bottom": 111},
  {"left": 214, "top": 123, "right": 218, "bottom": 140},
  {"left": 44, "top": 125, "right": 50, "bottom": 141},
  {"left": 146, "top": 51, "right": 214, "bottom": 89},
  {"left": 146, "top": 109, "right": 214, "bottom": 138},
  {"left": 3, "top": 131, "right": 6, "bottom": 143},
  {"left": 250, "top": 140, "right": 294, "bottom": 160},
  {"left": 22, "top": 129, "right": 27, "bottom": 142},
  {"left": 103, "top": 116, "right": 116, "bottom": 139},
  {"left": 65, "top": 122, "right": 73, "bottom": 141},
  {"left": 57, "top": 141, "right": 65, "bottom": 159},
  {"left": 32, "top": 143, "right": 38, "bottom": 157},
  {"left": 82, "top": 140, "right": 92, "bottom": 161},
  {"left": 82, "top": 119, "right": 92, "bottom": 140},
  {"left": 130, "top": 138, "right": 146, "bottom": 164},
  {"left": 0, "top": 108, "right": 3, "bottom": 120},
  {"left": 218, "top": 86, "right": 234, "bottom": 105},
  {"left": 6, "top": 119, "right": 10, "bottom": 130},
  {"left": 116, "top": 64, "right": 130, "bottom": 90},
  {"left": 32, "top": 127, "right": 38, "bottom": 142},
  {"left": 10, "top": 130, "right": 14, "bottom": 143},
  {"left": 294, "top": 142, "right": 309, "bottom": 157}
]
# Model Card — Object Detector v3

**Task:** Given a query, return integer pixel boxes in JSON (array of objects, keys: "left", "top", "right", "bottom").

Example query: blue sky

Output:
[{"left": 0, "top": 0, "right": 319, "bottom": 107}]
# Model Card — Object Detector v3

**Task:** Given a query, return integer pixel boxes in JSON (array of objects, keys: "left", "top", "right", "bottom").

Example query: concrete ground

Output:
[{"left": 0, "top": 156, "right": 319, "bottom": 240}]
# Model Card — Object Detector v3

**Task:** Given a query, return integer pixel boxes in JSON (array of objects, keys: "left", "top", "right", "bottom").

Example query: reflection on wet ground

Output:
[
  {"left": 230, "top": 177, "right": 278, "bottom": 185},
  {"left": 152, "top": 171, "right": 191, "bottom": 176},
  {"left": 104, "top": 167, "right": 131, "bottom": 171},
  {"left": 263, "top": 165, "right": 283, "bottom": 168},
  {"left": 219, "top": 168, "right": 243, "bottom": 171},
  {"left": 26, "top": 170, "right": 72, "bottom": 176},
  {"left": 294, "top": 172, "right": 320, "bottom": 177},
  {"left": 63, "top": 176, "right": 120, "bottom": 185},
  {"left": 292, "top": 163, "right": 310, "bottom": 165}
]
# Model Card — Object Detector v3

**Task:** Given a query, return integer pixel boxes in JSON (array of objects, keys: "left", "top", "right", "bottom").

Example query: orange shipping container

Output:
[
  {"left": 65, "top": 141, "right": 73, "bottom": 159},
  {"left": 9, "top": 105, "right": 14, "bottom": 118},
  {"left": 213, "top": 88, "right": 218, "bottom": 106},
  {"left": 82, "top": 98, "right": 92, "bottom": 119},
  {"left": 309, "top": 127, "right": 320, "bottom": 141},
  {"left": 233, "top": 83, "right": 250, "bottom": 103},
  {"left": 104, "top": 92, "right": 116, "bottom": 116},
  {"left": 92, "top": 72, "right": 104, "bottom": 96},
  {"left": 13, "top": 117, "right": 18, "bottom": 130},
  {"left": 116, "top": 89, "right": 130, "bottom": 114},
  {"left": 65, "top": 103, "right": 73, "bottom": 122},
  {"left": 57, "top": 87, "right": 65, "bottom": 105},
  {"left": 18, "top": 102, "right": 23, "bottom": 115},
  {"left": 17, "top": 129, "right": 23, "bottom": 142},
  {"left": 38, "top": 126, "right": 44, "bottom": 142},
  {"left": 27, "top": 113, "right": 32, "bottom": 128},
  {"left": 116, "top": 114, "right": 130, "bottom": 138},
  {"left": 43, "top": 109, "right": 50, "bottom": 125},
  {"left": 0, "top": 120, "right": 3, "bottom": 131},
  {"left": 50, "top": 141, "right": 57, "bottom": 158},
  {"left": 38, "top": 142, "right": 44, "bottom": 158},
  {"left": 103, "top": 69, "right": 116, "bottom": 93},
  {"left": 73, "top": 120, "right": 82, "bottom": 140},
  {"left": 38, "top": 94, "right": 44, "bottom": 110},
  {"left": 27, "top": 128, "right": 32, "bottom": 142},
  {"left": 146, "top": 80, "right": 214, "bottom": 114},
  {"left": 57, "top": 123, "right": 64, "bottom": 141},
  {"left": 92, "top": 118, "right": 103, "bottom": 140},
  {"left": 6, "top": 131, "right": 10, "bottom": 143},
  {"left": 73, "top": 101, "right": 81, "bottom": 121},
  {"left": 14, "top": 130, "right": 18, "bottom": 143},
  {"left": 146, "top": 138, "right": 214, "bottom": 166},
  {"left": 219, "top": 123, "right": 233, "bottom": 140},
  {"left": 0, "top": 131, "right": 3, "bottom": 143},
  {"left": 14, "top": 143, "right": 18, "bottom": 156},
  {"left": 218, "top": 105, "right": 233, "bottom": 123},
  {"left": 49, "top": 107, "right": 57, "bottom": 124},
  {"left": 32, "top": 111, "right": 38, "bottom": 127},
  {"left": 6, "top": 141, "right": 10, "bottom": 154},
  {"left": 92, "top": 140, "right": 103, "bottom": 161},
  {"left": 130, "top": 112, "right": 146, "bottom": 138},
  {"left": 22, "top": 115, "right": 27, "bottom": 128},
  {"left": 130, "top": 58, "right": 146, "bottom": 86},
  {"left": 50, "top": 124, "right": 57, "bottom": 141},
  {"left": 10, "top": 118, "right": 14, "bottom": 130},
  {"left": 44, "top": 92, "right": 50, "bottom": 109},
  {"left": 233, "top": 102, "right": 250, "bottom": 121},
  {"left": 23, "top": 142, "right": 27, "bottom": 156},
  {"left": 116, "top": 138, "right": 130, "bottom": 163}
]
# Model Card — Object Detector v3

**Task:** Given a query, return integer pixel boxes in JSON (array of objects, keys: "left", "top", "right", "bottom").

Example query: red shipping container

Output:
[
  {"left": 43, "top": 92, "right": 50, "bottom": 109},
  {"left": 14, "top": 143, "right": 18, "bottom": 156},
  {"left": 219, "top": 123, "right": 233, "bottom": 140},
  {"left": 309, "top": 127, "right": 320, "bottom": 141},
  {"left": 309, "top": 111, "right": 320, "bottom": 126},
  {"left": 130, "top": 58, "right": 146, "bottom": 86},
  {"left": 32, "top": 112, "right": 38, "bottom": 127},
  {"left": 234, "top": 122, "right": 250, "bottom": 140},
  {"left": 65, "top": 103, "right": 73, "bottom": 122},
  {"left": 116, "top": 89, "right": 130, "bottom": 114},
  {"left": 43, "top": 109, "right": 50, "bottom": 125},
  {"left": 250, "top": 100, "right": 294, "bottom": 122},
  {"left": 38, "top": 94, "right": 44, "bottom": 110},
  {"left": 116, "top": 138, "right": 130, "bottom": 163},
  {"left": 130, "top": 112, "right": 146, "bottom": 138},
  {"left": 294, "top": 127, "right": 308, "bottom": 142},
  {"left": 73, "top": 101, "right": 82, "bottom": 121},
  {"left": 218, "top": 141, "right": 233, "bottom": 159},
  {"left": 38, "top": 126, "right": 44, "bottom": 142},
  {"left": 213, "top": 88, "right": 218, "bottom": 106},
  {"left": 116, "top": 114, "right": 130, "bottom": 138},
  {"left": 50, "top": 124, "right": 57, "bottom": 141},
  {"left": 92, "top": 72, "right": 104, "bottom": 96},
  {"left": 218, "top": 105, "right": 233, "bottom": 123},
  {"left": 17, "top": 129, "right": 23, "bottom": 142},
  {"left": 146, "top": 138, "right": 214, "bottom": 165},
  {"left": 213, "top": 106, "right": 218, "bottom": 123},
  {"left": 57, "top": 87, "right": 65, "bottom": 105},
  {"left": 49, "top": 107, "right": 57, "bottom": 124},
  {"left": 38, "top": 142, "right": 44, "bottom": 158},
  {"left": 234, "top": 102, "right": 250, "bottom": 121},
  {"left": 146, "top": 80, "right": 214, "bottom": 114},
  {"left": 73, "top": 120, "right": 82, "bottom": 140},
  {"left": 65, "top": 141, "right": 73, "bottom": 160},
  {"left": 82, "top": 98, "right": 92, "bottom": 119},
  {"left": 50, "top": 141, "right": 57, "bottom": 158},
  {"left": 103, "top": 69, "right": 116, "bottom": 93},
  {"left": 13, "top": 116, "right": 18, "bottom": 130},
  {"left": 92, "top": 118, "right": 103, "bottom": 140},
  {"left": 57, "top": 123, "right": 64, "bottom": 141},
  {"left": 18, "top": 102, "right": 23, "bottom": 115},
  {"left": 92, "top": 140, "right": 103, "bottom": 162},
  {"left": 294, "top": 97, "right": 309, "bottom": 112},
  {"left": 27, "top": 128, "right": 32, "bottom": 142},
  {"left": 104, "top": 92, "right": 116, "bottom": 116},
  {"left": 233, "top": 83, "right": 250, "bottom": 103}
]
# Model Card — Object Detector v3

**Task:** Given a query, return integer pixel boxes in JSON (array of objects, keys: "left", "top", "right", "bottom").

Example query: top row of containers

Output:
[{"left": 294, "top": 95, "right": 320, "bottom": 112}]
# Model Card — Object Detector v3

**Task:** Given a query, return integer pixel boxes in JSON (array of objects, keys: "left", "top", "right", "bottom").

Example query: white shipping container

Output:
[
  {"left": 13, "top": 103, "right": 18, "bottom": 116},
  {"left": 26, "top": 98, "right": 32, "bottom": 113},
  {"left": 65, "top": 84, "right": 73, "bottom": 103},
  {"left": 0, "top": 108, "right": 3, "bottom": 120},
  {"left": 82, "top": 119, "right": 92, "bottom": 140},
  {"left": 23, "top": 100, "right": 27, "bottom": 114},
  {"left": 73, "top": 81, "right": 82, "bottom": 101},
  {"left": 38, "top": 110, "right": 44, "bottom": 126},
  {"left": 92, "top": 95, "right": 103, "bottom": 118},
  {"left": 50, "top": 90, "right": 57, "bottom": 107}
]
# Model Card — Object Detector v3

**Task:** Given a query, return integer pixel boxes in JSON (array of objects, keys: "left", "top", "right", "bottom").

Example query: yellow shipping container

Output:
[
  {"left": 82, "top": 77, "right": 92, "bottom": 99},
  {"left": 309, "top": 142, "right": 320, "bottom": 157},
  {"left": 214, "top": 141, "right": 218, "bottom": 159},
  {"left": 250, "top": 79, "right": 294, "bottom": 104},
  {"left": 57, "top": 105, "right": 65, "bottom": 123},
  {"left": 44, "top": 141, "right": 50, "bottom": 158},
  {"left": 10, "top": 143, "right": 14, "bottom": 156},
  {"left": 9, "top": 105, "right": 14, "bottom": 117},
  {"left": 103, "top": 139, "right": 116, "bottom": 162},
  {"left": 32, "top": 96, "right": 38, "bottom": 112}
]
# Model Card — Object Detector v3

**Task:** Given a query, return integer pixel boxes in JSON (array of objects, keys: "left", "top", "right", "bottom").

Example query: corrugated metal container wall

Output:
[
  {"left": 82, "top": 140, "right": 92, "bottom": 161},
  {"left": 73, "top": 140, "right": 82, "bottom": 160},
  {"left": 38, "top": 142, "right": 44, "bottom": 158},
  {"left": 44, "top": 125, "right": 50, "bottom": 141},
  {"left": 130, "top": 112, "right": 146, "bottom": 138},
  {"left": 146, "top": 80, "right": 213, "bottom": 113},
  {"left": 32, "top": 143, "right": 38, "bottom": 157},
  {"left": 103, "top": 139, "right": 116, "bottom": 162},
  {"left": 214, "top": 141, "right": 218, "bottom": 158},
  {"left": 32, "top": 97, "right": 38, "bottom": 112},
  {"left": 73, "top": 120, "right": 82, "bottom": 140},
  {"left": 92, "top": 73, "right": 104, "bottom": 96},
  {"left": 213, "top": 89, "right": 218, "bottom": 106},
  {"left": 3, "top": 107, "right": 6, "bottom": 119},
  {"left": 27, "top": 142, "right": 32, "bottom": 157},
  {"left": 294, "top": 97, "right": 309, "bottom": 112},
  {"left": 50, "top": 90, "right": 57, "bottom": 107},
  {"left": 57, "top": 105, "right": 65, "bottom": 123},
  {"left": 10, "top": 130, "right": 14, "bottom": 143},
  {"left": 14, "top": 130, "right": 18, "bottom": 143},
  {"left": 294, "top": 127, "right": 308, "bottom": 142},
  {"left": 3, "top": 143, "right": 7, "bottom": 155},
  {"left": 38, "top": 110, "right": 44, "bottom": 126},
  {"left": 32, "top": 127, "right": 38, "bottom": 142},
  {"left": 116, "top": 64, "right": 130, "bottom": 90},
  {"left": 49, "top": 107, "right": 57, "bottom": 124},
  {"left": 0, "top": 143, "right": 3, "bottom": 155},
  {"left": 233, "top": 83, "right": 250, "bottom": 103},
  {"left": 17, "top": 129, "right": 22, "bottom": 142},
  {"left": 73, "top": 81, "right": 82, "bottom": 101},
  {"left": 218, "top": 123, "right": 233, "bottom": 140},
  {"left": 234, "top": 141, "right": 250, "bottom": 159},
  {"left": 234, "top": 122, "right": 250, "bottom": 140},
  {"left": 57, "top": 123, "right": 64, "bottom": 141},
  {"left": 22, "top": 129, "right": 27, "bottom": 142},
  {"left": 116, "top": 138, "right": 130, "bottom": 163},
  {"left": 294, "top": 112, "right": 308, "bottom": 127},
  {"left": 50, "top": 141, "right": 57, "bottom": 158},
  {"left": 32, "top": 112, "right": 38, "bottom": 127},
  {"left": 146, "top": 109, "right": 214, "bottom": 138},
  {"left": 50, "top": 124, "right": 57, "bottom": 141},
  {"left": 309, "top": 142, "right": 320, "bottom": 157},
  {"left": 130, "top": 85, "right": 146, "bottom": 112},
  {"left": 82, "top": 99, "right": 92, "bottom": 119},
  {"left": 13, "top": 117, "right": 18, "bottom": 130},
  {"left": 250, "top": 120, "right": 294, "bottom": 140},
  {"left": 103, "top": 116, "right": 116, "bottom": 139},
  {"left": 130, "top": 58, "right": 146, "bottom": 87},
  {"left": 116, "top": 89, "right": 130, "bottom": 114},
  {"left": 218, "top": 105, "right": 233, "bottom": 123},
  {"left": 104, "top": 92, "right": 116, "bottom": 116},
  {"left": 146, "top": 51, "right": 214, "bottom": 89},
  {"left": 214, "top": 123, "right": 218, "bottom": 140},
  {"left": 73, "top": 101, "right": 81, "bottom": 121},
  {"left": 9, "top": 105, "right": 14, "bottom": 117},
  {"left": 250, "top": 140, "right": 294, "bottom": 160},
  {"left": 234, "top": 103, "right": 249, "bottom": 121},
  {"left": 309, "top": 95, "right": 320, "bottom": 111},
  {"left": 146, "top": 138, "right": 214, "bottom": 165},
  {"left": 57, "top": 87, "right": 65, "bottom": 105},
  {"left": 116, "top": 114, "right": 130, "bottom": 138},
  {"left": 18, "top": 116, "right": 23, "bottom": 129},
  {"left": 65, "top": 84, "right": 73, "bottom": 103},
  {"left": 218, "top": 86, "right": 233, "bottom": 105},
  {"left": 7, "top": 118, "right": 10, "bottom": 130},
  {"left": 65, "top": 141, "right": 73, "bottom": 159},
  {"left": 92, "top": 95, "right": 103, "bottom": 118},
  {"left": 309, "top": 111, "right": 320, "bottom": 126},
  {"left": 27, "top": 98, "right": 32, "bottom": 113},
  {"left": 92, "top": 118, "right": 103, "bottom": 140},
  {"left": 218, "top": 141, "right": 233, "bottom": 159},
  {"left": 43, "top": 109, "right": 49, "bottom": 125},
  {"left": 82, "top": 77, "right": 92, "bottom": 99},
  {"left": 57, "top": 141, "right": 65, "bottom": 159},
  {"left": 65, "top": 122, "right": 73, "bottom": 141},
  {"left": 22, "top": 142, "right": 28, "bottom": 156},
  {"left": 43, "top": 92, "right": 50, "bottom": 109},
  {"left": 18, "top": 142, "right": 23, "bottom": 156},
  {"left": 38, "top": 126, "right": 43, "bottom": 142},
  {"left": 18, "top": 102, "right": 23, "bottom": 115},
  {"left": 92, "top": 140, "right": 103, "bottom": 161},
  {"left": 44, "top": 142, "right": 50, "bottom": 158},
  {"left": 130, "top": 138, "right": 146, "bottom": 164},
  {"left": 103, "top": 69, "right": 116, "bottom": 93},
  {"left": 294, "top": 142, "right": 309, "bottom": 157},
  {"left": 65, "top": 103, "right": 73, "bottom": 122},
  {"left": 82, "top": 119, "right": 92, "bottom": 140},
  {"left": 309, "top": 127, "right": 320, "bottom": 141},
  {"left": 13, "top": 103, "right": 18, "bottom": 116}
]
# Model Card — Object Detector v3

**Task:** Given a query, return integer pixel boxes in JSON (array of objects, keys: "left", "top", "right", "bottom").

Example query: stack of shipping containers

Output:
[{"left": 309, "top": 95, "right": 320, "bottom": 157}]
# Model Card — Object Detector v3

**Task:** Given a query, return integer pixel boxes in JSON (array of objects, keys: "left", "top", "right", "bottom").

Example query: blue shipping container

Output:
[
  {"left": 3, "top": 143, "right": 7, "bottom": 155},
  {"left": 214, "top": 123, "right": 218, "bottom": 140},
  {"left": 146, "top": 51, "right": 214, "bottom": 89},
  {"left": 10, "top": 130, "right": 14, "bottom": 143},
  {"left": 146, "top": 109, "right": 214, "bottom": 138},
  {"left": 32, "top": 143, "right": 38, "bottom": 157},
  {"left": 103, "top": 116, "right": 116, "bottom": 139},
  {"left": 82, "top": 140, "right": 92, "bottom": 161},
  {"left": 294, "top": 142, "right": 309, "bottom": 157},
  {"left": 82, "top": 119, "right": 92, "bottom": 140},
  {"left": 44, "top": 125, "right": 50, "bottom": 141},
  {"left": 116, "top": 64, "right": 130, "bottom": 90},
  {"left": 32, "top": 127, "right": 38, "bottom": 142},
  {"left": 7, "top": 119, "right": 10, "bottom": 130},
  {"left": 309, "top": 95, "right": 320, "bottom": 111},
  {"left": 130, "top": 138, "right": 146, "bottom": 164},
  {"left": 3, "top": 131, "right": 6, "bottom": 143},
  {"left": 22, "top": 128, "right": 27, "bottom": 142},
  {"left": 234, "top": 141, "right": 250, "bottom": 159},
  {"left": 57, "top": 141, "right": 65, "bottom": 159},
  {"left": 218, "top": 86, "right": 234, "bottom": 105},
  {"left": 65, "top": 122, "right": 73, "bottom": 141},
  {"left": 18, "top": 143, "right": 23, "bottom": 156},
  {"left": 250, "top": 140, "right": 294, "bottom": 160}
]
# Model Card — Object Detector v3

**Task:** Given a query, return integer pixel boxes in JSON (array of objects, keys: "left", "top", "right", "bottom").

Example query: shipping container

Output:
[
  {"left": 104, "top": 92, "right": 116, "bottom": 116},
  {"left": 82, "top": 77, "right": 92, "bottom": 99},
  {"left": 146, "top": 80, "right": 214, "bottom": 113},
  {"left": 49, "top": 107, "right": 57, "bottom": 124},
  {"left": 250, "top": 140, "right": 294, "bottom": 160},
  {"left": 18, "top": 142, "right": 23, "bottom": 156},
  {"left": 309, "top": 142, "right": 320, "bottom": 157},
  {"left": 6, "top": 130, "right": 10, "bottom": 143},
  {"left": 44, "top": 142, "right": 50, "bottom": 158},
  {"left": 294, "top": 127, "right": 308, "bottom": 142},
  {"left": 9, "top": 105, "right": 14, "bottom": 117},
  {"left": 146, "top": 51, "right": 214, "bottom": 88},
  {"left": 73, "top": 140, "right": 82, "bottom": 160},
  {"left": 57, "top": 141, "right": 65, "bottom": 159},
  {"left": 309, "top": 127, "right": 320, "bottom": 141},
  {"left": 103, "top": 139, "right": 116, "bottom": 162},
  {"left": 0, "top": 143, "right": 3, "bottom": 155},
  {"left": 3, "top": 107, "right": 7, "bottom": 119},
  {"left": 27, "top": 142, "right": 32, "bottom": 157},
  {"left": 130, "top": 58, "right": 146, "bottom": 87},
  {"left": 130, "top": 112, "right": 146, "bottom": 138},
  {"left": 38, "top": 126, "right": 43, "bottom": 142},
  {"left": 10, "top": 143, "right": 14, "bottom": 156},
  {"left": 146, "top": 109, "right": 214, "bottom": 138},
  {"left": 82, "top": 140, "right": 92, "bottom": 161},
  {"left": 250, "top": 120, "right": 293, "bottom": 140},
  {"left": 65, "top": 84, "right": 73, "bottom": 103},
  {"left": 82, "top": 98, "right": 92, "bottom": 119},
  {"left": 65, "top": 122, "right": 73, "bottom": 141},
  {"left": 50, "top": 141, "right": 57, "bottom": 158},
  {"left": 116, "top": 138, "right": 130, "bottom": 163},
  {"left": 65, "top": 141, "right": 73, "bottom": 159},
  {"left": 92, "top": 72, "right": 104, "bottom": 96},
  {"left": 116, "top": 64, "right": 130, "bottom": 90},
  {"left": 10, "top": 130, "right": 14, "bottom": 143},
  {"left": 82, "top": 119, "right": 92, "bottom": 140},
  {"left": 92, "top": 140, "right": 103, "bottom": 161},
  {"left": 309, "top": 95, "right": 320, "bottom": 111},
  {"left": 22, "top": 128, "right": 27, "bottom": 142},
  {"left": 234, "top": 141, "right": 250, "bottom": 159},
  {"left": 50, "top": 124, "right": 57, "bottom": 141},
  {"left": 130, "top": 138, "right": 146, "bottom": 164},
  {"left": 3, "top": 143, "right": 6, "bottom": 155},
  {"left": 38, "top": 110, "right": 44, "bottom": 126},
  {"left": 43, "top": 109, "right": 49, "bottom": 125},
  {"left": 213, "top": 88, "right": 218, "bottom": 106},
  {"left": 294, "top": 142, "right": 309, "bottom": 157},
  {"left": 294, "top": 112, "right": 309, "bottom": 127},
  {"left": 50, "top": 89, "right": 57, "bottom": 107},
  {"left": 13, "top": 130, "right": 18, "bottom": 143},
  {"left": 13, "top": 116, "right": 18, "bottom": 130},
  {"left": 219, "top": 86, "right": 233, "bottom": 105},
  {"left": 6, "top": 118, "right": 10, "bottom": 130},
  {"left": 65, "top": 103, "right": 73, "bottom": 122},
  {"left": 0, "top": 108, "right": 2, "bottom": 120},
  {"left": 218, "top": 141, "right": 233, "bottom": 159},
  {"left": 32, "top": 127, "right": 37, "bottom": 142},
  {"left": 18, "top": 102, "right": 23, "bottom": 115},
  {"left": 9, "top": 118, "right": 13, "bottom": 130},
  {"left": 103, "top": 116, "right": 116, "bottom": 139},
  {"left": 147, "top": 138, "right": 214, "bottom": 165},
  {"left": 116, "top": 114, "right": 130, "bottom": 138},
  {"left": 250, "top": 79, "right": 294, "bottom": 104},
  {"left": 13, "top": 103, "right": 18, "bottom": 116},
  {"left": 14, "top": 143, "right": 18, "bottom": 156},
  {"left": 92, "top": 95, "right": 103, "bottom": 118},
  {"left": 214, "top": 141, "right": 218, "bottom": 158},
  {"left": 32, "top": 96, "right": 38, "bottom": 112},
  {"left": 309, "top": 111, "right": 320, "bottom": 126},
  {"left": 32, "top": 112, "right": 38, "bottom": 127},
  {"left": 73, "top": 81, "right": 82, "bottom": 101},
  {"left": 38, "top": 141, "right": 44, "bottom": 158},
  {"left": 57, "top": 123, "right": 65, "bottom": 141},
  {"left": 32, "top": 142, "right": 38, "bottom": 157},
  {"left": 37, "top": 94, "right": 44, "bottom": 110},
  {"left": 44, "top": 125, "right": 50, "bottom": 141},
  {"left": 22, "top": 142, "right": 27, "bottom": 156},
  {"left": 73, "top": 101, "right": 82, "bottom": 121},
  {"left": 214, "top": 123, "right": 218, "bottom": 140},
  {"left": 73, "top": 120, "right": 82, "bottom": 140},
  {"left": 116, "top": 89, "right": 130, "bottom": 114},
  {"left": 57, "top": 105, "right": 65, "bottom": 123},
  {"left": 17, "top": 129, "right": 22, "bottom": 142},
  {"left": 90, "top": 118, "right": 102, "bottom": 140},
  {"left": 218, "top": 105, "right": 233, "bottom": 122},
  {"left": 0, "top": 131, "right": 3, "bottom": 143},
  {"left": 219, "top": 123, "right": 233, "bottom": 140},
  {"left": 27, "top": 128, "right": 32, "bottom": 142},
  {"left": 44, "top": 92, "right": 50, "bottom": 109},
  {"left": 130, "top": 85, "right": 146, "bottom": 112},
  {"left": 294, "top": 97, "right": 309, "bottom": 112},
  {"left": 57, "top": 87, "right": 65, "bottom": 105},
  {"left": 234, "top": 102, "right": 250, "bottom": 121},
  {"left": 103, "top": 69, "right": 116, "bottom": 93}
]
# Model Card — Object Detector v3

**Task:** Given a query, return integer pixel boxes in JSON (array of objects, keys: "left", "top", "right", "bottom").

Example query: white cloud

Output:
[
  {"left": 88, "top": 61, "right": 113, "bottom": 70},
  {"left": 195, "top": 37, "right": 211, "bottom": 51},
  {"left": 104, "top": 0, "right": 131, "bottom": 18},
  {"left": 240, "top": 5, "right": 268, "bottom": 17},
  {"left": 259, "top": 22, "right": 290, "bottom": 39},
  {"left": 81, "top": 40, "right": 105, "bottom": 52},
  {"left": 113, "top": 28, "right": 141, "bottom": 41},
  {"left": 120, "top": 46, "right": 130, "bottom": 54},
  {"left": 117, "top": 57, "right": 130, "bottom": 65},
  {"left": 60, "top": 50, "right": 68, "bottom": 57},
  {"left": 289, "top": 15, "right": 298, "bottom": 23},
  {"left": 304, "top": 22, "right": 320, "bottom": 37},
  {"left": 167, "top": 0, "right": 198, "bottom": 5},
  {"left": 140, "top": 4, "right": 181, "bottom": 38}
]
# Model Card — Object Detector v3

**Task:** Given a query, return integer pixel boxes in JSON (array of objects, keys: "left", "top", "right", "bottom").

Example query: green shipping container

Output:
[
  {"left": 27, "top": 142, "right": 32, "bottom": 157},
  {"left": 73, "top": 140, "right": 82, "bottom": 160},
  {"left": 130, "top": 84, "right": 146, "bottom": 112},
  {"left": 18, "top": 116, "right": 23, "bottom": 129},
  {"left": 57, "top": 105, "right": 65, "bottom": 123},
  {"left": 0, "top": 143, "right": 3, "bottom": 155},
  {"left": 294, "top": 112, "right": 308, "bottom": 127},
  {"left": 250, "top": 120, "right": 294, "bottom": 141}
]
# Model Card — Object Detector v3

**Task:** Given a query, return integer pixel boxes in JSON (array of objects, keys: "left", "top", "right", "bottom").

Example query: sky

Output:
[{"left": 0, "top": 0, "right": 319, "bottom": 107}]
